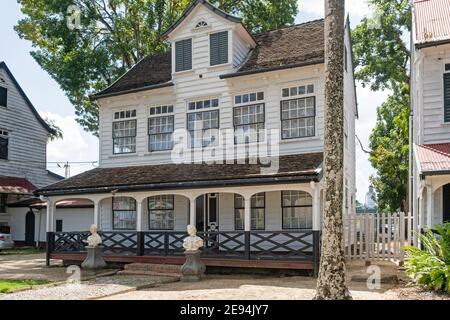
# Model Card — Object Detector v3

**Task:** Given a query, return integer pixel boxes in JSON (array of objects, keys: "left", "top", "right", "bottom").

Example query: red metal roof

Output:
[
  {"left": 0, "top": 176, "right": 36, "bottom": 194},
  {"left": 415, "top": 143, "right": 450, "bottom": 173},
  {"left": 414, "top": 0, "right": 450, "bottom": 46}
]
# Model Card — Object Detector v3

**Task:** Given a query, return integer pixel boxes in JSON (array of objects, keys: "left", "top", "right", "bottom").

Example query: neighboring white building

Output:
[
  {"left": 37, "top": 0, "right": 358, "bottom": 272},
  {"left": 0, "top": 61, "right": 64, "bottom": 245},
  {"left": 411, "top": 0, "right": 450, "bottom": 234},
  {"left": 364, "top": 185, "right": 377, "bottom": 210}
]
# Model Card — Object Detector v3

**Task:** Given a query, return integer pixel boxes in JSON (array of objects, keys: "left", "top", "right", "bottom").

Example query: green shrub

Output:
[{"left": 403, "top": 223, "right": 450, "bottom": 293}]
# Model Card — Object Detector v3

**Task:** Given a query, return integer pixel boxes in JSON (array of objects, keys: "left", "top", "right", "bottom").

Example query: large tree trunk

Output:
[{"left": 314, "top": 0, "right": 351, "bottom": 300}]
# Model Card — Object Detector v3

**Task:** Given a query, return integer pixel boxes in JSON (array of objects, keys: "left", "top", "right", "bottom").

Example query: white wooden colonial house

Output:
[
  {"left": 411, "top": 0, "right": 450, "bottom": 232},
  {"left": 0, "top": 61, "right": 68, "bottom": 245},
  {"left": 37, "top": 0, "right": 358, "bottom": 273}
]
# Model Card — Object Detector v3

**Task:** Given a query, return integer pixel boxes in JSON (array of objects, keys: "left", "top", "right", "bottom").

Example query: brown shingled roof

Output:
[
  {"left": 91, "top": 20, "right": 325, "bottom": 99},
  {"left": 36, "top": 153, "right": 323, "bottom": 196}
]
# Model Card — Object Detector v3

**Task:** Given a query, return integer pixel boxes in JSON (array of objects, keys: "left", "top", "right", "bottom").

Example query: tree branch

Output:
[{"left": 356, "top": 134, "right": 373, "bottom": 155}]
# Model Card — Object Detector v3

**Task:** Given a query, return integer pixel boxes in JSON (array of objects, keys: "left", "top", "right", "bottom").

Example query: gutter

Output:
[
  {"left": 35, "top": 174, "right": 320, "bottom": 197},
  {"left": 415, "top": 39, "right": 450, "bottom": 49},
  {"left": 220, "top": 59, "right": 324, "bottom": 79},
  {"left": 420, "top": 170, "right": 450, "bottom": 178}
]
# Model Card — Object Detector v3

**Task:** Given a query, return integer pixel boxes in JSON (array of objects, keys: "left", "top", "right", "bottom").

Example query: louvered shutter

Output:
[
  {"left": 0, "top": 137, "right": 8, "bottom": 160},
  {"left": 444, "top": 73, "right": 450, "bottom": 123},
  {"left": 210, "top": 31, "right": 228, "bottom": 66},
  {"left": 0, "top": 87, "right": 7, "bottom": 108},
  {"left": 175, "top": 39, "right": 192, "bottom": 72}
]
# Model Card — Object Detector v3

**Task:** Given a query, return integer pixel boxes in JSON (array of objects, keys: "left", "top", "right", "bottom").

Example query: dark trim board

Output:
[{"left": 50, "top": 253, "right": 314, "bottom": 270}]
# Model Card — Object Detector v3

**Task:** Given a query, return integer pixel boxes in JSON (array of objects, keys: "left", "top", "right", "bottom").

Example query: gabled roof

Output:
[
  {"left": 161, "top": 0, "right": 243, "bottom": 38},
  {"left": 91, "top": 20, "right": 326, "bottom": 99},
  {"left": 221, "top": 19, "right": 324, "bottom": 79},
  {"left": 414, "top": 0, "right": 450, "bottom": 48},
  {"left": 36, "top": 153, "right": 324, "bottom": 196},
  {"left": 0, "top": 176, "right": 37, "bottom": 195},
  {"left": 0, "top": 62, "right": 55, "bottom": 135},
  {"left": 415, "top": 143, "right": 450, "bottom": 175}
]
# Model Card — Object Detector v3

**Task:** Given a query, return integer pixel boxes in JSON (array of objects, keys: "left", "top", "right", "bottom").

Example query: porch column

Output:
[
  {"left": 136, "top": 199, "right": 143, "bottom": 232},
  {"left": 311, "top": 182, "right": 321, "bottom": 231},
  {"left": 190, "top": 197, "right": 196, "bottom": 226},
  {"left": 46, "top": 199, "right": 55, "bottom": 232},
  {"left": 244, "top": 197, "right": 251, "bottom": 232},
  {"left": 93, "top": 201, "right": 100, "bottom": 229},
  {"left": 426, "top": 186, "right": 434, "bottom": 228}
]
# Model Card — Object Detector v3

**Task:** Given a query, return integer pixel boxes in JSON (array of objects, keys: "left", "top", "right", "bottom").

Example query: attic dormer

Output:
[{"left": 162, "top": 0, "right": 257, "bottom": 75}]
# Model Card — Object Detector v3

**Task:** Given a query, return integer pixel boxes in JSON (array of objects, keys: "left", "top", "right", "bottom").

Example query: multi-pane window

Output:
[
  {"left": 195, "top": 21, "right": 208, "bottom": 29},
  {"left": 187, "top": 109, "right": 219, "bottom": 148},
  {"left": 234, "top": 193, "right": 265, "bottom": 230},
  {"left": 210, "top": 31, "right": 228, "bottom": 66},
  {"left": 0, "top": 87, "right": 7, "bottom": 108},
  {"left": 113, "top": 120, "right": 137, "bottom": 154},
  {"left": 235, "top": 92, "right": 264, "bottom": 105},
  {"left": 282, "top": 191, "right": 312, "bottom": 229},
  {"left": 175, "top": 38, "right": 192, "bottom": 72},
  {"left": 148, "top": 195, "right": 174, "bottom": 230},
  {"left": 282, "top": 84, "right": 314, "bottom": 98},
  {"left": 281, "top": 97, "right": 315, "bottom": 139},
  {"left": 0, "top": 129, "right": 8, "bottom": 160},
  {"left": 114, "top": 109, "right": 136, "bottom": 120},
  {"left": 148, "top": 105, "right": 174, "bottom": 152},
  {"left": 112, "top": 197, "right": 136, "bottom": 230},
  {"left": 0, "top": 194, "right": 7, "bottom": 213},
  {"left": 188, "top": 98, "right": 219, "bottom": 111},
  {"left": 233, "top": 104, "right": 265, "bottom": 144},
  {"left": 444, "top": 63, "right": 450, "bottom": 123}
]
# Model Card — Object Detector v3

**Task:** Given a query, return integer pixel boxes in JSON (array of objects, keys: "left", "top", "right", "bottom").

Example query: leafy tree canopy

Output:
[
  {"left": 15, "top": 0, "right": 298, "bottom": 135},
  {"left": 352, "top": 0, "right": 411, "bottom": 212}
]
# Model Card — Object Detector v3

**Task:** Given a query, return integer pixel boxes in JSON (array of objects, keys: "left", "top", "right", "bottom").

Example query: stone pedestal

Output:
[
  {"left": 180, "top": 250, "right": 205, "bottom": 282},
  {"left": 81, "top": 246, "right": 107, "bottom": 270}
]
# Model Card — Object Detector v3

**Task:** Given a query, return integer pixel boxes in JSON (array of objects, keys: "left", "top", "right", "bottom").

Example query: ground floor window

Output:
[
  {"left": 282, "top": 191, "right": 312, "bottom": 229},
  {"left": 0, "top": 194, "right": 7, "bottom": 213},
  {"left": 56, "top": 220, "right": 63, "bottom": 232},
  {"left": 148, "top": 195, "right": 174, "bottom": 230},
  {"left": 234, "top": 193, "right": 265, "bottom": 230},
  {"left": 112, "top": 197, "right": 136, "bottom": 230}
]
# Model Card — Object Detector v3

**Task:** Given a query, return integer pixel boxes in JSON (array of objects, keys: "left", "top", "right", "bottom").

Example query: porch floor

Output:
[{"left": 51, "top": 253, "right": 314, "bottom": 270}]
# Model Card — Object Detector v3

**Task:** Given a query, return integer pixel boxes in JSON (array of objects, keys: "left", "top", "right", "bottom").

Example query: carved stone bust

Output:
[
  {"left": 183, "top": 225, "right": 204, "bottom": 252},
  {"left": 85, "top": 224, "right": 102, "bottom": 247}
]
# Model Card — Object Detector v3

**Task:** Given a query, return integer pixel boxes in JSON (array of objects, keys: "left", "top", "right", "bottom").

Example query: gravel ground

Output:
[{"left": 0, "top": 275, "right": 178, "bottom": 300}]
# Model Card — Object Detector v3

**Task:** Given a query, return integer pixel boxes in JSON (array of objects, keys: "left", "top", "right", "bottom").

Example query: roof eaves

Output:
[
  {"left": 90, "top": 82, "right": 174, "bottom": 101},
  {"left": 0, "top": 61, "right": 55, "bottom": 135}
]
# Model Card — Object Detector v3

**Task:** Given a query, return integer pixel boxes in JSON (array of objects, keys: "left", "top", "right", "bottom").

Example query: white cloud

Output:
[
  {"left": 297, "top": 0, "right": 372, "bottom": 23},
  {"left": 41, "top": 112, "right": 99, "bottom": 178}
]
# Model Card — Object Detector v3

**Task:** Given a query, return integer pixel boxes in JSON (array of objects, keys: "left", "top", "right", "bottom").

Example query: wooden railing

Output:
[{"left": 48, "top": 230, "right": 320, "bottom": 273}]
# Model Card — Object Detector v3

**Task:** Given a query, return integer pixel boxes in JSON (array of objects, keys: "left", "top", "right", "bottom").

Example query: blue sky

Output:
[{"left": 0, "top": 0, "right": 390, "bottom": 203}]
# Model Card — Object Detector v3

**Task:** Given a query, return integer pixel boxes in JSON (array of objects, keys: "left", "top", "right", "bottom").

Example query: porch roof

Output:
[
  {"left": 36, "top": 153, "right": 323, "bottom": 196},
  {"left": 0, "top": 176, "right": 36, "bottom": 195},
  {"left": 415, "top": 143, "right": 450, "bottom": 175}
]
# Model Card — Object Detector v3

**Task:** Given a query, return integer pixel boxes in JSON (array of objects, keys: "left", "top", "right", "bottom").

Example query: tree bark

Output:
[{"left": 314, "top": 0, "right": 351, "bottom": 300}]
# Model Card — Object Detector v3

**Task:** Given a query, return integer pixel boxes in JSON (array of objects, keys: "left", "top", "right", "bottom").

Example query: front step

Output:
[{"left": 119, "top": 263, "right": 182, "bottom": 278}]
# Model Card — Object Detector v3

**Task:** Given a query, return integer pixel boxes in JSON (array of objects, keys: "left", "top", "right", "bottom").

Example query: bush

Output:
[{"left": 403, "top": 223, "right": 450, "bottom": 293}]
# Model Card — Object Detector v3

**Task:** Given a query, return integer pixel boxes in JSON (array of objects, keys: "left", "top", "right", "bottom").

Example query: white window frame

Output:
[
  {"left": 112, "top": 197, "right": 137, "bottom": 230},
  {"left": 0, "top": 86, "right": 7, "bottom": 108},
  {"left": 282, "top": 191, "right": 313, "bottom": 230},
  {"left": 280, "top": 96, "right": 316, "bottom": 140},
  {"left": 112, "top": 110, "right": 137, "bottom": 155},
  {"left": 148, "top": 105, "right": 174, "bottom": 152},
  {"left": 234, "top": 193, "right": 265, "bottom": 230},
  {"left": 186, "top": 98, "right": 220, "bottom": 149},
  {"left": 148, "top": 195, "right": 175, "bottom": 230},
  {"left": 0, "top": 129, "right": 9, "bottom": 161}
]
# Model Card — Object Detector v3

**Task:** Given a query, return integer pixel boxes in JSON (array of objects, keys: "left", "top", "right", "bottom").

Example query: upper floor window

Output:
[
  {"left": 188, "top": 98, "right": 219, "bottom": 111},
  {"left": 281, "top": 96, "right": 316, "bottom": 139},
  {"left": 0, "top": 129, "right": 8, "bottom": 160},
  {"left": 282, "top": 84, "right": 314, "bottom": 98},
  {"left": 148, "top": 105, "right": 174, "bottom": 152},
  {"left": 195, "top": 20, "right": 208, "bottom": 29},
  {"left": 112, "top": 197, "right": 136, "bottom": 230},
  {"left": 0, "top": 87, "right": 7, "bottom": 108},
  {"left": 282, "top": 191, "right": 312, "bottom": 229},
  {"left": 148, "top": 195, "right": 174, "bottom": 230},
  {"left": 234, "top": 193, "right": 265, "bottom": 230},
  {"left": 187, "top": 109, "right": 219, "bottom": 148},
  {"left": 444, "top": 63, "right": 450, "bottom": 123},
  {"left": 235, "top": 92, "right": 264, "bottom": 105},
  {"left": 210, "top": 31, "right": 228, "bottom": 66},
  {"left": 233, "top": 103, "right": 265, "bottom": 144},
  {"left": 112, "top": 109, "right": 136, "bottom": 154},
  {"left": 175, "top": 38, "right": 192, "bottom": 72}
]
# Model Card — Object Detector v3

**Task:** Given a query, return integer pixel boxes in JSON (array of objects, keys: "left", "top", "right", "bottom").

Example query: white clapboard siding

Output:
[
  {"left": 344, "top": 212, "right": 414, "bottom": 262},
  {"left": 0, "top": 67, "right": 56, "bottom": 188}
]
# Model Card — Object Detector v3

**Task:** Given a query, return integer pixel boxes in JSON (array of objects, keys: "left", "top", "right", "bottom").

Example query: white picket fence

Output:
[{"left": 344, "top": 212, "right": 414, "bottom": 262}]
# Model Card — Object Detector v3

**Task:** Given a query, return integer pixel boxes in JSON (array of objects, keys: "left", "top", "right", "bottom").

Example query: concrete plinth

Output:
[
  {"left": 180, "top": 251, "right": 206, "bottom": 282},
  {"left": 81, "top": 246, "right": 107, "bottom": 270}
]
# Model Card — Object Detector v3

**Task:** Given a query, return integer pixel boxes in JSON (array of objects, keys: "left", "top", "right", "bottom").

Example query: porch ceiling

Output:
[{"left": 36, "top": 153, "right": 323, "bottom": 196}]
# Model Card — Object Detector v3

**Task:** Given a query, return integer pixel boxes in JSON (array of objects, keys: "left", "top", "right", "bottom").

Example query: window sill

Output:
[
  {"left": 207, "top": 63, "right": 232, "bottom": 70},
  {"left": 441, "top": 122, "right": 450, "bottom": 126},
  {"left": 109, "top": 153, "right": 137, "bottom": 159},
  {"left": 143, "top": 150, "right": 173, "bottom": 156},
  {"left": 173, "top": 69, "right": 195, "bottom": 76},
  {"left": 280, "top": 135, "right": 321, "bottom": 143}
]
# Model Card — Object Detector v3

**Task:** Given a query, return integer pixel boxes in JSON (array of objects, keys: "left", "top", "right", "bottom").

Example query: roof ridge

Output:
[{"left": 252, "top": 19, "right": 325, "bottom": 37}]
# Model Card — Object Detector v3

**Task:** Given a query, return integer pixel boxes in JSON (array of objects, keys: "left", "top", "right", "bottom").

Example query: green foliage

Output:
[
  {"left": 0, "top": 279, "right": 49, "bottom": 293},
  {"left": 352, "top": 0, "right": 411, "bottom": 94},
  {"left": 44, "top": 117, "right": 64, "bottom": 142},
  {"left": 352, "top": 0, "right": 411, "bottom": 212},
  {"left": 404, "top": 223, "right": 450, "bottom": 293},
  {"left": 15, "top": 0, "right": 298, "bottom": 136},
  {"left": 368, "top": 85, "right": 409, "bottom": 212}
]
